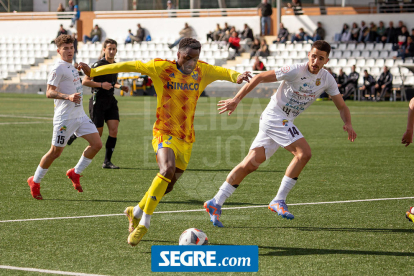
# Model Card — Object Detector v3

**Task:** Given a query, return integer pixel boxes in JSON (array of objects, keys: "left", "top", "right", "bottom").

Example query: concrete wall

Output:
[
  {"left": 0, "top": 19, "right": 73, "bottom": 38},
  {"left": 93, "top": 16, "right": 261, "bottom": 42},
  {"left": 281, "top": 13, "right": 414, "bottom": 42}
]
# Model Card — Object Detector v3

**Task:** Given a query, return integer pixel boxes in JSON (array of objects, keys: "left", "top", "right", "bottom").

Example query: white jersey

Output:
[
  {"left": 264, "top": 62, "right": 340, "bottom": 120},
  {"left": 47, "top": 59, "right": 85, "bottom": 122}
]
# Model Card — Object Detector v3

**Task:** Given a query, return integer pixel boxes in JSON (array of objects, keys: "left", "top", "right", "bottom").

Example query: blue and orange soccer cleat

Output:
[
  {"left": 268, "top": 200, "right": 294, "bottom": 220},
  {"left": 204, "top": 198, "right": 224, "bottom": 227}
]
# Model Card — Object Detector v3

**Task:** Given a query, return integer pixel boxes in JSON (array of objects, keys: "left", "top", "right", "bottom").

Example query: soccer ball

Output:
[
  {"left": 409, "top": 207, "right": 414, "bottom": 215},
  {"left": 179, "top": 228, "right": 208, "bottom": 245}
]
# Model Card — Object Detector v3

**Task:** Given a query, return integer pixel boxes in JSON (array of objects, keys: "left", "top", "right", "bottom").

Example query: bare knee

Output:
[
  {"left": 91, "top": 140, "right": 103, "bottom": 152},
  {"left": 48, "top": 149, "right": 62, "bottom": 159},
  {"left": 297, "top": 150, "right": 312, "bottom": 163},
  {"left": 159, "top": 166, "right": 175, "bottom": 180},
  {"left": 108, "top": 128, "right": 118, "bottom": 138}
]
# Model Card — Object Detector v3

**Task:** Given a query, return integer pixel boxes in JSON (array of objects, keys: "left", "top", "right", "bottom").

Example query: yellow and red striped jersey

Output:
[{"left": 91, "top": 59, "right": 241, "bottom": 143}]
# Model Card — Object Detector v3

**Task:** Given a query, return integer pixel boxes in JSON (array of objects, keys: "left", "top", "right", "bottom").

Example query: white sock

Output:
[
  {"left": 133, "top": 205, "right": 143, "bottom": 219},
  {"left": 274, "top": 176, "right": 297, "bottom": 201},
  {"left": 33, "top": 166, "right": 48, "bottom": 183},
  {"left": 139, "top": 212, "right": 151, "bottom": 229},
  {"left": 214, "top": 181, "right": 237, "bottom": 206},
  {"left": 74, "top": 155, "right": 92, "bottom": 174}
]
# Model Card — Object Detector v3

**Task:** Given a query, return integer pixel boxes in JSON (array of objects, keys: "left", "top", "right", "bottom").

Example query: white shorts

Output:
[
  {"left": 250, "top": 116, "right": 304, "bottom": 160},
  {"left": 52, "top": 115, "right": 98, "bottom": 147}
]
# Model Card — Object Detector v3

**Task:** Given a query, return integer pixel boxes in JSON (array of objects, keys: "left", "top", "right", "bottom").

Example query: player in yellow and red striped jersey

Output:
[{"left": 78, "top": 38, "right": 251, "bottom": 246}]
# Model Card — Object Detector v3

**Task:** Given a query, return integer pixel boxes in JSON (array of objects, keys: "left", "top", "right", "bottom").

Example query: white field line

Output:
[
  {"left": 1, "top": 196, "right": 413, "bottom": 224},
  {"left": 0, "top": 265, "right": 108, "bottom": 276},
  {"left": 0, "top": 114, "right": 52, "bottom": 120},
  {"left": 118, "top": 111, "right": 408, "bottom": 116},
  {"left": 0, "top": 121, "right": 47, "bottom": 125}
]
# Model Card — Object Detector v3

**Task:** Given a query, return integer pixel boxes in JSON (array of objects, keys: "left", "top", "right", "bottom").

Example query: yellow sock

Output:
[
  {"left": 138, "top": 192, "right": 148, "bottom": 210},
  {"left": 143, "top": 173, "right": 171, "bottom": 215}
]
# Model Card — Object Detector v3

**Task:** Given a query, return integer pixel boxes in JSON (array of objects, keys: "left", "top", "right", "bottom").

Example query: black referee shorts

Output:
[{"left": 89, "top": 96, "right": 120, "bottom": 128}]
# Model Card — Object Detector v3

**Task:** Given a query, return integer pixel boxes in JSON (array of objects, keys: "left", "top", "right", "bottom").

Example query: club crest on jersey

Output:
[
  {"left": 281, "top": 65, "right": 290, "bottom": 73},
  {"left": 59, "top": 126, "right": 67, "bottom": 133},
  {"left": 169, "top": 73, "right": 175, "bottom": 78},
  {"left": 315, "top": 78, "right": 321, "bottom": 86},
  {"left": 282, "top": 119, "right": 289, "bottom": 126},
  {"left": 191, "top": 71, "right": 198, "bottom": 80},
  {"left": 151, "top": 196, "right": 157, "bottom": 201}
]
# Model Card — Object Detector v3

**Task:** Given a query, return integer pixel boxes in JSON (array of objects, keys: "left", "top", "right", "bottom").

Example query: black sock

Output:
[
  {"left": 104, "top": 136, "right": 117, "bottom": 163},
  {"left": 233, "top": 185, "right": 239, "bottom": 188}
]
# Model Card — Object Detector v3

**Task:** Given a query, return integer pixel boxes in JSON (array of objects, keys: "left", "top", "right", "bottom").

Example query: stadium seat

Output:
[
  {"left": 338, "top": 58, "right": 347, "bottom": 67},
  {"left": 356, "top": 44, "right": 365, "bottom": 51},
  {"left": 375, "top": 59, "right": 385, "bottom": 67},
  {"left": 328, "top": 58, "right": 338, "bottom": 66},
  {"left": 384, "top": 43, "right": 393, "bottom": 51},
  {"left": 365, "top": 43, "right": 374, "bottom": 51},
  {"left": 379, "top": 51, "right": 389, "bottom": 59},
  {"left": 343, "top": 50, "right": 351, "bottom": 58},
  {"left": 286, "top": 44, "right": 295, "bottom": 51},
  {"left": 361, "top": 50, "right": 370, "bottom": 58},
  {"left": 370, "top": 51, "right": 379, "bottom": 59},
  {"left": 385, "top": 59, "right": 394, "bottom": 67},
  {"left": 338, "top": 44, "right": 347, "bottom": 50},
  {"left": 347, "top": 58, "right": 356, "bottom": 66},
  {"left": 332, "top": 50, "right": 342, "bottom": 59},
  {"left": 374, "top": 43, "right": 384, "bottom": 51},
  {"left": 356, "top": 59, "right": 365, "bottom": 67},
  {"left": 347, "top": 43, "right": 356, "bottom": 51},
  {"left": 365, "top": 59, "right": 375, "bottom": 67},
  {"left": 371, "top": 67, "right": 380, "bottom": 76}
]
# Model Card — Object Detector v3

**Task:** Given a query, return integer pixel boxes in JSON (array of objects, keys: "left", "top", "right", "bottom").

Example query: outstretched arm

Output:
[
  {"left": 78, "top": 60, "right": 153, "bottom": 78},
  {"left": 218, "top": 70, "right": 277, "bottom": 115},
  {"left": 331, "top": 94, "right": 357, "bottom": 142},
  {"left": 402, "top": 97, "right": 414, "bottom": 146}
]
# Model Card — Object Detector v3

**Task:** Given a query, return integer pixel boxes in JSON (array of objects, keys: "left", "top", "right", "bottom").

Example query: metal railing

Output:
[{"left": 0, "top": 11, "right": 75, "bottom": 20}]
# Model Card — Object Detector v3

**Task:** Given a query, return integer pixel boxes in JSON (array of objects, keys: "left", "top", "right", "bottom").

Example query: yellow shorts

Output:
[{"left": 152, "top": 134, "right": 193, "bottom": 171}]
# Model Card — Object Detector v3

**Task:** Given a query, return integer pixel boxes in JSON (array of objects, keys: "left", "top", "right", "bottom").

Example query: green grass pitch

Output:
[{"left": 1, "top": 93, "right": 414, "bottom": 275}]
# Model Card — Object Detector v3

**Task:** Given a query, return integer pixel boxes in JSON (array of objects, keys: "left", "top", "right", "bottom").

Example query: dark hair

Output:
[
  {"left": 364, "top": 70, "right": 368, "bottom": 73},
  {"left": 178, "top": 37, "right": 201, "bottom": 52},
  {"left": 103, "top": 38, "right": 117, "bottom": 49},
  {"left": 311, "top": 40, "right": 331, "bottom": 56},
  {"left": 55, "top": 34, "right": 74, "bottom": 48}
]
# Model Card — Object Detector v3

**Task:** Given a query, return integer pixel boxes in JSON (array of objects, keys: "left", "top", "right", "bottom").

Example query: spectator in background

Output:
[
  {"left": 167, "top": 0, "right": 176, "bottom": 18},
  {"left": 394, "top": 36, "right": 414, "bottom": 62},
  {"left": 168, "top": 23, "right": 193, "bottom": 49},
  {"left": 83, "top": 24, "right": 102, "bottom": 44},
  {"left": 291, "top": 28, "right": 309, "bottom": 43},
  {"left": 219, "top": 26, "right": 235, "bottom": 42},
  {"left": 287, "top": 0, "right": 303, "bottom": 15},
  {"left": 125, "top": 29, "right": 134, "bottom": 45},
  {"left": 227, "top": 31, "right": 241, "bottom": 60},
  {"left": 366, "top": 22, "right": 377, "bottom": 42},
  {"left": 68, "top": 0, "right": 74, "bottom": 11},
  {"left": 256, "top": 38, "right": 270, "bottom": 57},
  {"left": 337, "top": 68, "right": 347, "bottom": 95},
  {"left": 258, "top": 0, "right": 273, "bottom": 36},
  {"left": 376, "top": 66, "right": 393, "bottom": 101},
  {"left": 240, "top": 24, "right": 254, "bottom": 42},
  {"left": 396, "top": 20, "right": 404, "bottom": 35},
  {"left": 376, "top": 21, "right": 386, "bottom": 43},
  {"left": 51, "top": 24, "right": 67, "bottom": 43},
  {"left": 72, "top": 33, "right": 78, "bottom": 64},
  {"left": 57, "top": 3, "right": 65, "bottom": 12},
  {"left": 250, "top": 38, "right": 261, "bottom": 59},
  {"left": 207, "top": 24, "right": 222, "bottom": 42},
  {"left": 343, "top": 65, "right": 359, "bottom": 100},
  {"left": 252, "top": 56, "right": 267, "bottom": 71},
  {"left": 358, "top": 21, "right": 369, "bottom": 42},
  {"left": 130, "top": 24, "right": 145, "bottom": 44},
  {"left": 336, "top": 23, "right": 351, "bottom": 42},
  {"left": 386, "top": 21, "right": 398, "bottom": 44},
  {"left": 273, "top": 23, "right": 289, "bottom": 43},
  {"left": 397, "top": 25, "right": 410, "bottom": 48},
  {"left": 410, "top": 28, "right": 414, "bottom": 40},
  {"left": 360, "top": 70, "right": 377, "bottom": 101},
  {"left": 312, "top": 22, "right": 326, "bottom": 41},
  {"left": 70, "top": 1, "right": 80, "bottom": 28},
  {"left": 318, "top": 67, "right": 335, "bottom": 100},
  {"left": 350, "top": 22, "right": 360, "bottom": 41}
]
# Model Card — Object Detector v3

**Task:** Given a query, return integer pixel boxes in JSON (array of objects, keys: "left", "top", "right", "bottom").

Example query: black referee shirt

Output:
[{"left": 91, "top": 58, "right": 118, "bottom": 96}]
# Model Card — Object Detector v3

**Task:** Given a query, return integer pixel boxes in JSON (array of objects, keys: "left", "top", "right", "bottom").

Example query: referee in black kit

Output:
[{"left": 68, "top": 38, "right": 128, "bottom": 169}]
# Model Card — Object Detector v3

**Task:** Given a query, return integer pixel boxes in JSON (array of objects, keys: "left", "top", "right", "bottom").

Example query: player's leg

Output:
[
  {"left": 268, "top": 137, "right": 311, "bottom": 220},
  {"left": 127, "top": 147, "right": 175, "bottom": 246},
  {"left": 205, "top": 129, "right": 276, "bottom": 227},
  {"left": 66, "top": 117, "right": 102, "bottom": 192},
  {"left": 102, "top": 100, "right": 120, "bottom": 169},
  {"left": 28, "top": 145, "right": 65, "bottom": 200},
  {"left": 128, "top": 167, "right": 184, "bottom": 232}
]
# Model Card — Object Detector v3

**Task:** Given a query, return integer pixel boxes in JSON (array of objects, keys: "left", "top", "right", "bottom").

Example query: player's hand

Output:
[
  {"left": 102, "top": 82, "right": 113, "bottom": 90},
  {"left": 375, "top": 84, "right": 379, "bottom": 89},
  {"left": 343, "top": 124, "right": 356, "bottom": 142},
  {"left": 121, "top": 85, "right": 129, "bottom": 92},
  {"left": 78, "top": 62, "right": 91, "bottom": 77},
  {"left": 68, "top": 93, "right": 81, "bottom": 104},
  {"left": 237, "top": 72, "right": 252, "bottom": 84},
  {"left": 381, "top": 84, "right": 386, "bottom": 89},
  {"left": 218, "top": 98, "right": 240, "bottom": 115},
  {"left": 402, "top": 129, "right": 413, "bottom": 147}
]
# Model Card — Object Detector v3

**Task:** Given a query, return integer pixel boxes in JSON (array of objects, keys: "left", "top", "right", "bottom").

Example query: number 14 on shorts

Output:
[{"left": 287, "top": 127, "right": 300, "bottom": 137}]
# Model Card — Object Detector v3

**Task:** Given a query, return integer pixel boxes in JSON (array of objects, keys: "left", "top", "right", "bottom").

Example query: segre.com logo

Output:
[{"left": 151, "top": 245, "right": 258, "bottom": 272}]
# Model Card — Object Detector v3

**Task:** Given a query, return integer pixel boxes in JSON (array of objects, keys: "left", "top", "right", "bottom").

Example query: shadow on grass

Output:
[
  {"left": 120, "top": 167, "right": 283, "bottom": 173},
  {"left": 258, "top": 245, "right": 414, "bottom": 257}
]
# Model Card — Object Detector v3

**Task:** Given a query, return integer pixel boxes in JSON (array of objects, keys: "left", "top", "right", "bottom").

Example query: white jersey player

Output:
[
  {"left": 27, "top": 34, "right": 102, "bottom": 200},
  {"left": 204, "top": 40, "right": 357, "bottom": 227}
]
